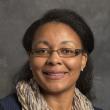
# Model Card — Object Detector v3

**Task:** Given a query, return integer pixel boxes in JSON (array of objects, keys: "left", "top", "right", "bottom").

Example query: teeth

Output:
[
  {"left": 43, "top": 72, "right": 68, "bottom": 79},
  {"left": 43, "top": 72, "right": 65, "bottom": 75}
]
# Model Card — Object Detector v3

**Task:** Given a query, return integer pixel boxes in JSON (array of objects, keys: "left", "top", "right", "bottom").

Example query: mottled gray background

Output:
[{"left": 0, "top": 0, "right": 110, "bottom": 110}]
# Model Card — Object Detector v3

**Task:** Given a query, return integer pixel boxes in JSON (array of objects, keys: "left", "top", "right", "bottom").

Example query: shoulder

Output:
[
  {"left": 0, "top": 93, "right": 21, "bottom": 110},
  {"left": 94, "top": 107, "right": 103, "bottom": 110},
  {"left": 0, "top": 94, "right": 103, "bottom": 110}
]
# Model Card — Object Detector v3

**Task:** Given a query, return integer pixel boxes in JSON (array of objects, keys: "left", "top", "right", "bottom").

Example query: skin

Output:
[{"left": 29, "top": 22, "right": 87, "bottom": 110}]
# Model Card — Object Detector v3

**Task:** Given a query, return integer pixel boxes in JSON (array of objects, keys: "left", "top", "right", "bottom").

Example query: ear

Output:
[{"left": 81, "top": 53, "right": 88, "bottom": 71}]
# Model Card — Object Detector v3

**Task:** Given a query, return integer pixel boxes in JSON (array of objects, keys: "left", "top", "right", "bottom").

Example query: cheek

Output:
[
  {"left": 30, "top": 57, "right": 48, "bottom": 86},
  {"left": 30, "top": 57, "right": 46, "bottom": 73},
  {"left": 64, "top": 58, "right": 82, "bottom": 85},
  {"left": 65, "top": 57, "right": 82, "bottom": 72}
]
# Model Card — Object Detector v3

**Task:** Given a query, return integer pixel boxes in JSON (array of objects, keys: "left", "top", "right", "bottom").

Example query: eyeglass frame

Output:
[{"left": 30, "top": 48, "right": 84, "bottom": 58}]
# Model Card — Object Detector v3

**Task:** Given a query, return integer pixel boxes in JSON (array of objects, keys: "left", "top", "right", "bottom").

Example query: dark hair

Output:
[{"left": 16, "top": 9, "right": 94, "bottom": 101}]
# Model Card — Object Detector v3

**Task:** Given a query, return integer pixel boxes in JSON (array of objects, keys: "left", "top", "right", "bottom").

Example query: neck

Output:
[{"left": 41, "top": 87, "right": 75, "bottom": 110}]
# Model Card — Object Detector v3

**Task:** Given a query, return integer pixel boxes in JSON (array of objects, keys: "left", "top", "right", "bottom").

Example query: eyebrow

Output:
[
  {"left": 32, "top": 40, "right": 77, "bottom": 47},
  {"left": 32, "top": 41, "right": 50, "bottom": 47},
  {"left": 61, "top": 41, "right": 77, "bottom": 45}
]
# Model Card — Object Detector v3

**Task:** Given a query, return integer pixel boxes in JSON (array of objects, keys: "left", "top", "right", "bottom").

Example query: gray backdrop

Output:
[{"left": 0, "top": 0, "right": 110, "bottom": 110}]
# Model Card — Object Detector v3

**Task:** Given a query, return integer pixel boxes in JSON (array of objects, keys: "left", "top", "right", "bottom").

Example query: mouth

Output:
[{"left": 43, "top": 71, "right": 68, "bottom": 80}]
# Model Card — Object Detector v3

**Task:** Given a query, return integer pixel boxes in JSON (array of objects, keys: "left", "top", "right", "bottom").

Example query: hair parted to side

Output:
[
  {"left": 23, "top": 9, "right": 94, "bottom": 54},
  {"left": 16, "top": 9, "right": 94, "bottom": 101}
]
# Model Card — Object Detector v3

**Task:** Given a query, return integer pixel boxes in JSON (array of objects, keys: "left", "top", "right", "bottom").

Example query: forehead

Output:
[{"left": 33, "top": 22, "right": 82, "bottom": 47}]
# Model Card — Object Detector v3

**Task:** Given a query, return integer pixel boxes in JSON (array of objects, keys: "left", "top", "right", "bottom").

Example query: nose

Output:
[{"left": 46, "top": 51, "right": 62, "bottom": 66}]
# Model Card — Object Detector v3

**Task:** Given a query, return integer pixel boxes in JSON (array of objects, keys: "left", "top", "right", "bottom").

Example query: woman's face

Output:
[{"left": 30, "top": 22, "right": 87, "bottom": 94}]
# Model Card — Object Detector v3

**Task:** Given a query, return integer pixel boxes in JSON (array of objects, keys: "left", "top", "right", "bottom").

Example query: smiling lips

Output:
[{"left": 43, "top": 71, "right": 68, "bottom": 80}]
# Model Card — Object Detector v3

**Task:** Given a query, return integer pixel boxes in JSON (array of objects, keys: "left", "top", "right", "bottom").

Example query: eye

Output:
[
  {"left": 60, "top": 48, "right": 74, "bottom": 55},
  {"left": 32, "top": 48, "right": 49, "bottom": 55},
  {"left": 74, "top": 49, "right": 83, "bottom": 55}
]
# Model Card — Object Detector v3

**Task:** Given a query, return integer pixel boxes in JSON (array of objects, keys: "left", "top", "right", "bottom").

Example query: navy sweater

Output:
[{"left": 0, "top": 94, "right": 103, "bottom": 110}]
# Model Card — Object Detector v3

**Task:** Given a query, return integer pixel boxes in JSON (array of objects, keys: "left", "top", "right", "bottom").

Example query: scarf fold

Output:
[{"left": 16, "top": 78, "right": 94, "bottom": 110}]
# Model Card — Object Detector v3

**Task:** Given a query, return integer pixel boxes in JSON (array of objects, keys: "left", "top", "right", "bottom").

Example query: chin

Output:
[{"left": 39, "top": 83, "right": 75, "bottom": 95}]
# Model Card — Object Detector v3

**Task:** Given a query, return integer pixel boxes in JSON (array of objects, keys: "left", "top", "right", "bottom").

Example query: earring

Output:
[{"left": 81, "top": 68, "right": 84, "bottom": 72}]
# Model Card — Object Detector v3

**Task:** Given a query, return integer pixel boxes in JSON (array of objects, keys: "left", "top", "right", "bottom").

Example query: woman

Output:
[{"left": 0, "top": 9, "right": 102, "bottom": 110}]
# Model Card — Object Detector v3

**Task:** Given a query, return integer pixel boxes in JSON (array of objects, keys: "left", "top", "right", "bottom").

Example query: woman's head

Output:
[
  {"left": 19, "top": 9, "right": 94, "bottom": 100},
  {"left": 28, "top": 22, "right": 87, "bottom": 94}
]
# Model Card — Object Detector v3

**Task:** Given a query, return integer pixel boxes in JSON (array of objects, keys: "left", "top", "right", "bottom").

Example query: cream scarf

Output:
[{"left": 16, "top": 78, "right": 94, "bottom": 110}]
